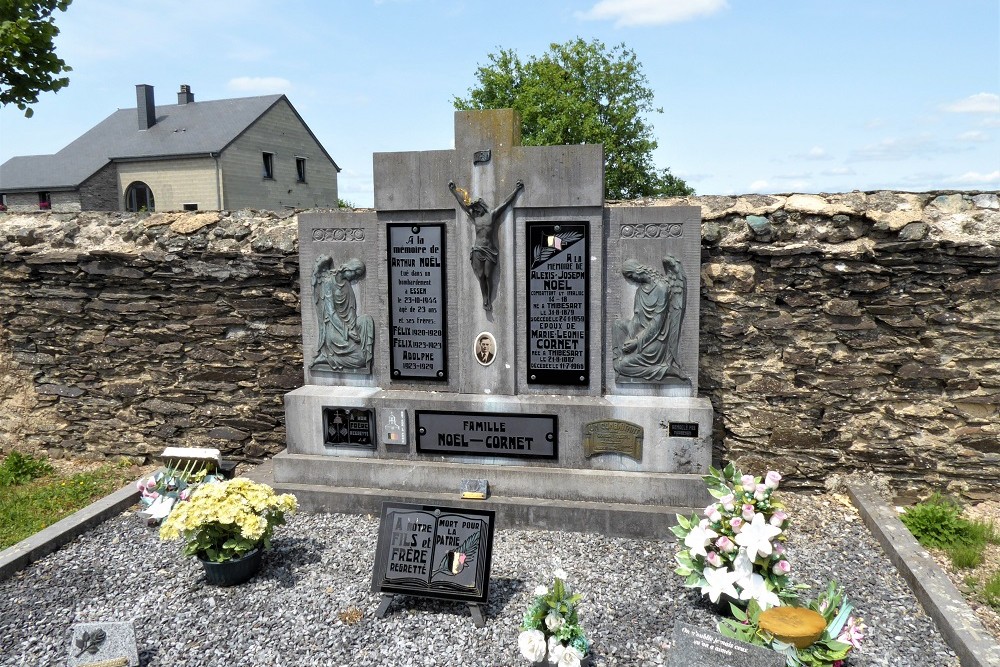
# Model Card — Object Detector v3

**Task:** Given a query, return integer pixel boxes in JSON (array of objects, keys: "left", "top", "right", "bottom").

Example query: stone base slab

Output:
[{"left": 283, "top": 386, "right": 713, "bottom": 474}]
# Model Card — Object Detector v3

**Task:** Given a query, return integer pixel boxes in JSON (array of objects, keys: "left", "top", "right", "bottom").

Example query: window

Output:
[
  {"left": 183, "top": 203, "right": 198, "bottom": 211},
  {"left": 38, "top": 192, "right": 51, "bottom": 210},
  {"left": 295, "top": 157, "right": 307, "bottom": 183},
  {"left": 262, "top": 152, "right": 274, "bottom": 179},
  {"left": 124, "top": 181, "right": 155, "bottom": 212},
  {"left": 0, "top": 193, "right": 7, "bottom": 212}
]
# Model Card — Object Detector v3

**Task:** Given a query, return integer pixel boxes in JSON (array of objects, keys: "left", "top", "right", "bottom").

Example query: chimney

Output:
[
  {"left": 177, "top": 84, "right": 194, "bottom": 105},
  {"left": 136, "top": 84, "right": 156, "bottom": 130}
]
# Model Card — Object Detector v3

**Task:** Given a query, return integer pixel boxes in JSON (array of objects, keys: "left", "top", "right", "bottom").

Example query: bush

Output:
[
  {"left": 0, "top": 451, "right": 54, "bottom": 487},
  {"left": 900, "top": 494, "right": 967, "bottom": 549}
]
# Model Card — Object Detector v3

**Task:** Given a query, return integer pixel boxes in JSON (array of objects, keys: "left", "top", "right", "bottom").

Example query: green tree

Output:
[
  {"left": 0, "top": 0, "right": 73, "bottom": 117},
  {"left": 454, "top": 38, "right": 693, "bottom": 200}
]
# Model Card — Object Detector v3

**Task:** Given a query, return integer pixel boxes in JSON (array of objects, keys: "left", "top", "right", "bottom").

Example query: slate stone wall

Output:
[{"left": 0, "top": 191, "right": 997, "bottom": 498}]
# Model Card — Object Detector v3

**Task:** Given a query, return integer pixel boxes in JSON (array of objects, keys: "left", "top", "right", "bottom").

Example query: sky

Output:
[{"left": 0, "top": 0, "right": 997, "bottom": 208}]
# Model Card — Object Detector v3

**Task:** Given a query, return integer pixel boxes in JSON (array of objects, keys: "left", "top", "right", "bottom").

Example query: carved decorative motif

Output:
[
  {"left": 311, "top": 256, "right": 374, "bottom": 373},
  {"left": 311, "top": 228, "right": 366, "bottom": 242},
  {"left": 619, "top": 224, "right": 683, "bottom": 239},
  {"left": 612, "top": 256, "right": 687, "bottom": 382}
]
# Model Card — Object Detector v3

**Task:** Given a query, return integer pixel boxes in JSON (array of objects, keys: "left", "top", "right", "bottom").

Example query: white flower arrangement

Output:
[
  {"left": 672, "top": 464, "right": 796, "bottom": 610},
  {"left": 518, "top": 570, "right": 589, "bottom": 666}
]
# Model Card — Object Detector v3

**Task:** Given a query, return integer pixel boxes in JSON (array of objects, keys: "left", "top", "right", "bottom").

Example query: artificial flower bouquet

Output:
[
  {"left": 673, "top": 464, "right": 795, "bottom": 610},
  {"left": 518, "top": 569, "right": 590, "bottom": 666},
  {"left": 159, "top": 478, "right": 297, "bottom": 563},
  {"left": 719, "top": 581, "right": 865, "bottom": 667},
  {"left": 136, "top": 460, "right": 216, "bottom": 525}
]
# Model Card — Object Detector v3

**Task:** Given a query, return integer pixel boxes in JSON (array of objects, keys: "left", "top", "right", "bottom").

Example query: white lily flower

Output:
[
  {"left": 700, "top": 566, "right": 739, "bottom": 603},
  {"left": 734, "top": 512, "right": 782, "bottom": 560},
  {"left": 738, "top": 572, "right": 781, "bottom": 610},
  {"left": 732, "top": 548, "right": 754, "bottom": 589},
  {"left": 683, "top": 521, "right": 718, "bottom": 559}
]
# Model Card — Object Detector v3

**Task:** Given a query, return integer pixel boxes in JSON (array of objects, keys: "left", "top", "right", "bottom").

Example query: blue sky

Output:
[{"left": 1, "top": 0, "right": 997, "bottom": 208}]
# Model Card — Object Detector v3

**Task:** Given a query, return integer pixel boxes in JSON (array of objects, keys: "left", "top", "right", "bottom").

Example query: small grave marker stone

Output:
[
  {"left": 669, "top": 621, "right": 783, "bottom": 667},
  {"left": 66, "top": 621, "right": 138, "bottom": 667}
]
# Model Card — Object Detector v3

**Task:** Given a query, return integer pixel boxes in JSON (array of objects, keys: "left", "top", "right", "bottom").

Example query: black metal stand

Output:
[
  {"left": 467, "top": 602, "right": 486, "bottom": 628},
  {"left": 374, "top": 594, "right": 393, "bottom": 619}
]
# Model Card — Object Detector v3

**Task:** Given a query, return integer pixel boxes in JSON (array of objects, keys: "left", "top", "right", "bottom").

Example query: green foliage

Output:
[
  {"left": 0, "top": 450, "right": 54, "bottom": 486},
  {"left": 983, "top": 572, "right": 1000, "bottom": 609},
  {"left": 454, "top": 38, "right": 693, "bottom": 201},
  {"left": 900, "top": 493, "right": 967, "bottom": 549},
  {"left": 336, "top": 198, "right": 355, "bottom": 209},
  {"left": 521, "top": 571, "right": 589, "bottom": 657},
  {"left": 0, "top": 464, "right": 134, "bottom": 549},
  {"left": 0, "top": 0, "right": 73, "bottom": 117},
  {"left": 947, "top": 543, "right": 983, "bottom": 569}
]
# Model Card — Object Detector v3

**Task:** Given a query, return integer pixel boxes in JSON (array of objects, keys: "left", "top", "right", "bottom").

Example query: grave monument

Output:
[{"left": 272, "top": 109, "right": 713, "bottom": 537}]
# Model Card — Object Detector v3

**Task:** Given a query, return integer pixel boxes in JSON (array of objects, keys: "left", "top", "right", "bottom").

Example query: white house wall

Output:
[
  {"left": 218, "top": 99, "right": 339, "bottom": 211},
  {"left": 117, "top": 157, "right": 219, "bottom": 212}
]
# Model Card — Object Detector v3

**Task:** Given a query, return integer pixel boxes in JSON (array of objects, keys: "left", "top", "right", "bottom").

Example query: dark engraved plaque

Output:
[
  {"left": 387, "top": 224, "right": 447, "bottom": 380},
  {"left": 323, "top": 407, "right": 375, "bottom": 448},
  {"left": 669, "top": 422, "right": 700, "bottom": 438},
  {"left": 415, "top": 411, "right": 558, "bottom": 459},
  {"left": 583, "top": 419, "right": 643, "bottom": 461},
  {"left": 669, "top": 621, "right": 784, "bottom": 667},
  {"left": 371, "top": 503, "right": 496, "bottom": 605},
  {"left": 526, "top": 222, "right": 589, "bottom": 385}
]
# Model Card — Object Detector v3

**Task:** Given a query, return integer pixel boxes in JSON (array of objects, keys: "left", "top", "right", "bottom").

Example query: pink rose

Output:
[
  {"left": 774, "top": 542, "right": 786, "bottom": 556},
  {"left": 741, "top": 475, "right": 756, "bottom": 493},
  {"left": 730, "top": 517, "right": 743, "bottom": 532},
  {"left": 754, "top": 484, "right": 767, "bottom": 500},
  {"left": 715, "top": 536, "right": 736, "bottom": 553},
  {"left": 742, "top": 504, "right": 755, "bottom": 521},
  {"left": 769, "top": 511, "right": 788, "bottom": 527},
  {"left": 765, "top": 470, "right": 782, "bottom": 490},
  {"left": 706, "top": 551, "right": 723, "bottom": 567},
  {"left": 772, "top": 560, "right": 791, "bottom": 575},
  {"left": 719, "top": 493, "right": 735, "bottom": 511}
]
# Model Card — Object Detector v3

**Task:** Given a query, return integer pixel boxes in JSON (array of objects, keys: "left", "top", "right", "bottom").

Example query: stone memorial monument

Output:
[{"left": 272, "top": 109, "right": 713, "bottom": 537}]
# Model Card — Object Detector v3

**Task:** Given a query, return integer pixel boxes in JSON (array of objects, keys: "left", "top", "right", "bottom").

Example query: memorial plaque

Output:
[
  {"left": 669, "top": 422, "right": 700, "bottom": 438},
  {"left": 371, "top": 503, "right": 496, "bottom": 604},
  {"left": 526, "top": 222, "right": 589, "bottom": 385},
  {"left": 669, "top": 621, "right": 784, "bottom": 667},
  {"left": 323, "top": 407, "right": 375, "bottom": 448},
  {"left": 415, "top": 411, "right": 557, "bottom": 459},
  {"left": 583, "top": 419, "right": 643, "bottom": 461},
  {"left": 387, "top": 224, "right": 447, "bottom": 380},
  {"left": 67, "top": 621, "right": 139, "bottom": 667}
]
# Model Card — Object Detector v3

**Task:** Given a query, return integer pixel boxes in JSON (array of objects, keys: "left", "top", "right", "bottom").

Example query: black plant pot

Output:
[{"left": 198, "top": 548, "right": 263, "bottom": 586}]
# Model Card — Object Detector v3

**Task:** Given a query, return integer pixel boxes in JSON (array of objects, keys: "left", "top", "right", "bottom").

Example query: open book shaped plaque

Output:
[{"left": 371, "top": 503, "right": 496, "bottom": 625}]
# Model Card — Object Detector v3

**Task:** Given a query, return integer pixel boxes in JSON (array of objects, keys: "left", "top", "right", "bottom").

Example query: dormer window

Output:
[
  {"left": 296, "top": 157, "right": 307, "bottom": 183},
  {"left": 262, "top": 152, "right": 275, "bottom": 179},
  {"left": 38, "top": 192, "right": 51, "bottom": 210}
]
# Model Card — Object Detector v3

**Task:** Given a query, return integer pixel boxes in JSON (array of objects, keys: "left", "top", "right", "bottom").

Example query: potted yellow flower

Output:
[{"left": 159, "top": 478, "right": 297, "bottom": 586}]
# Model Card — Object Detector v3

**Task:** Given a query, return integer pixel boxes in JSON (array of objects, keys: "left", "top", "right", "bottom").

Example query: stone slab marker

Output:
[{"left": 275, "top": 109, "right": 714, "bottom": 538}]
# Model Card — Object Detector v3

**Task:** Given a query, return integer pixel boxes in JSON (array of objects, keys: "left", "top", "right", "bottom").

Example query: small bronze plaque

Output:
[{"left": 583, "top": 419, "right": 643, "bottom": 461}]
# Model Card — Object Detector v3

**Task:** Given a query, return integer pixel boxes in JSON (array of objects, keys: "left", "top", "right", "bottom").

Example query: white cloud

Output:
[
  {"left": 577, "top": 0, "right": 728, "bottom": 26},
  {"left": 849, "top": 135, "right": 945, "bottom": 162},
  {"left": 227, "top": 77, "right": 292, "bottom": 94},
  {"left": 807, "top": 146, "right": 827, "bottom": 159},
  {"left": 981, "top": 117, "right": 1000, "bottom": 128},
  {"left": 944, "top": 170, "right": 1000, "bottom": 185},
  {"left": 748, "top": 179, "right": 770, "bottom": 192},
  {"left": 942, "top": 93, "right": 1000, "bottom": 114},
  {"left": 957, "top": 130, "right": 990, "bottom": 143}
]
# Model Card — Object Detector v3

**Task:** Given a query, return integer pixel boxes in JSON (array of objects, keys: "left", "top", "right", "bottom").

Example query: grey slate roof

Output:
[{"left": 0, "top": 94, "right": 295, "bottom": 191}]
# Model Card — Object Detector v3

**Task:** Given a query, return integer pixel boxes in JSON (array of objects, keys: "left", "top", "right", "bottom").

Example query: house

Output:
[{"left": 0, "top": 84, "right": 340, "bottom": 213}]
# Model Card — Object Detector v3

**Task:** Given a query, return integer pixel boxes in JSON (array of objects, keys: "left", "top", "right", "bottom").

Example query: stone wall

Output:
[{"left": 0, "top": 191, "right": 997, "bottom": 498}]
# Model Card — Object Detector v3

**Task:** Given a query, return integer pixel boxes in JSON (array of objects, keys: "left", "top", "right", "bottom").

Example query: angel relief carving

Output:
[{"left": 311, "top": 255, "right": 374, "bottom": 373}]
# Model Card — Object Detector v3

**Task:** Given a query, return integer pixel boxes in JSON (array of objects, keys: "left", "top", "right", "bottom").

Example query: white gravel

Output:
[{"left": 0, "top": 492, "right": 960, "bottom": 666}]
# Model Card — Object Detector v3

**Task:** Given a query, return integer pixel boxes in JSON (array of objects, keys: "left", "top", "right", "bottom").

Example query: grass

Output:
[
  {"left": 901, "top": 492, "right": 1000, "bottom": 611},
  {"left": 0, "top": 451, "right": 138, "bottom": 551}
]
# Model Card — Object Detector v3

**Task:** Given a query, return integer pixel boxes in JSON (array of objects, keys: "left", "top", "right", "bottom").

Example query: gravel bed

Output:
[{"left": 0, "top": 492, "right": 960, "bottom": 666}]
